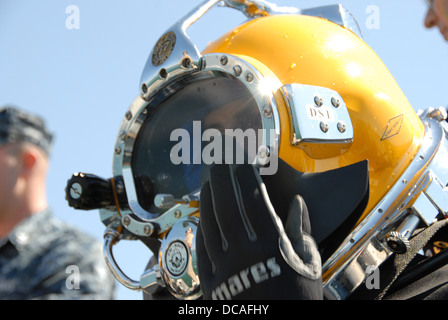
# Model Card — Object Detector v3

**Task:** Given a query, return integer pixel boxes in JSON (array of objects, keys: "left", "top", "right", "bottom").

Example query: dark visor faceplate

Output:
[{"left": 132, "top": 73, "right": 262, "bottom": 213}]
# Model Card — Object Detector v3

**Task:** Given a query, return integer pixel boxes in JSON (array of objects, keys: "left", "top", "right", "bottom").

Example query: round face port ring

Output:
[{"left": 112, "top": 53, "right": 280, "bottom": 226}]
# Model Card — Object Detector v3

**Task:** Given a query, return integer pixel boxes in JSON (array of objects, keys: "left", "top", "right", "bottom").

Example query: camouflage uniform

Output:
[{"left": 0, "top": 209, "right": 116, "bottom": 299}]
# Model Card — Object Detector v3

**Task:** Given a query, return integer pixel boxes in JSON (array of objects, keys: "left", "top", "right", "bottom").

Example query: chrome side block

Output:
[{"left": 281, "top": 83, "right": 354, "bottom": 159}]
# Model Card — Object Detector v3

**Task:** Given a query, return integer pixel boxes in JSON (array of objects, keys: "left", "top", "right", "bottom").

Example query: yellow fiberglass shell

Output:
[{"left": 202, "top": 14, "right": 425, "bottom": 218}]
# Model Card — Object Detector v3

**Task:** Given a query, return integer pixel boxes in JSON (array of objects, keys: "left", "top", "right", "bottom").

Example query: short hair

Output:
[{"left": 0, "top": 106, "right": 54, "bottom": 155}]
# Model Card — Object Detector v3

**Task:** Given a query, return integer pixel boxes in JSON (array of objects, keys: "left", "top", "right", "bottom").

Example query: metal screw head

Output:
[
  {"left": 181, "top": 57, "right": 192, "bottom": 69},
  {"left": 314, "top": 95, "right": 323, "bottom": 107},
  {"left": 263, "top": 106, "right": 272, "bottom": 118},
  {"left": 143, "top": 225, "right": 152, "bottom": 235},
  {"left": 257, "top": 145, "right": 270, "bottom": 159},
  {"left": 125, "top": 111, "right": 132, "bottom": 121},
  {"left": 233, "top": 65, "right": 242, "bottom": 76},
  {"left": 331, "top": 97, "right": 340, "bottom": 108},
  {"left": 174, "top": 210, "right": 181, "bottom": 218},
  {"left": 220, "top": 56, "right": 228, "bottom": 65},
  {"left": 141, "top": 83, "right": 148, "bottom": 95},
  {"left": 159, "top": 68, "right": 168, "bottom": 79},
  {"left": 122, "top": 216, "right": 130, "bottom": 226},
  {"left": 246, "top": 72, "right": 254, "bottom": 82},
  {"left": 320, "top": 121, "right": 329, "bottom": 133},
  {"left": 256, "top": 145, "right": 271, "bottom": 166},
  {"left": 119, "top": 130, "right": 127, "bottom": 141},
  {"left": 337, "top": 121, "right": 346, "bottom": 133}
]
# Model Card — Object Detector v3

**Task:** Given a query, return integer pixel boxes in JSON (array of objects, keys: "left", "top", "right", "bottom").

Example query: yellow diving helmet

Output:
[{"left": 66, "top": 0, "right": 448, "bottom": 300}]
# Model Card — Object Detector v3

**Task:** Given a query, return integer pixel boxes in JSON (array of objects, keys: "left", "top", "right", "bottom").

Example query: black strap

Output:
[{"left": 376, "top": 219, "right": 448, "bottom": 300}]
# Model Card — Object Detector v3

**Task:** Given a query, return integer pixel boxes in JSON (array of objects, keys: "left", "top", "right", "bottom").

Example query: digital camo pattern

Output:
[{"left": 0, "top": 209, "right": 115, "bottom": 300}]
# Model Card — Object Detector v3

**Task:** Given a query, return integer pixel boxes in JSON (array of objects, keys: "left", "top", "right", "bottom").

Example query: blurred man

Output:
[
  {"left": 0, "top": 106, "right": 115, "bottom": 299},
  {"left": 424, "top": 0, "right": 448, "bottom": 40}
]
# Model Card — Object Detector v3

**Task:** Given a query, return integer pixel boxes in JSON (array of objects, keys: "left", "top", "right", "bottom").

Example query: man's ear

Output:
[{"left": 21, "top": 149, "right": 38, "bottom": 176}]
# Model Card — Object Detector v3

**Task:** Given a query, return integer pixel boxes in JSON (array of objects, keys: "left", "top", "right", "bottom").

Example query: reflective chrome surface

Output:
[
  {"left": 139, "top": 0, "right": 219, "bottom": 100},
  {"left": 101, "top": 212, "right": 202, "bottom": 299},
  {"left": 323, "top": 113, "right": 448, "bottom": 300},
  {"left": 103, "top": 226, "right": 142, "bottom": 291},
  {"left": 159, "top": 216, "right": 202, "bottom": 299},
  {"left": 139, "top": 217, "right": 202, "bottom": 299},
  {"left": 280, "top": 83, "right": 354, "bottom": 159}
]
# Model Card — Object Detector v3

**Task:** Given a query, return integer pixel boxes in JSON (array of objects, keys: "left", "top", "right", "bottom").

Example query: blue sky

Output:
[{"left": 1, "top": 0, "right": 447, "bottom": 300}]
